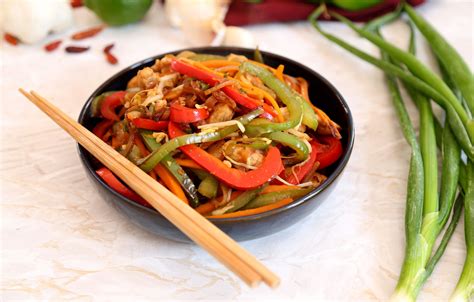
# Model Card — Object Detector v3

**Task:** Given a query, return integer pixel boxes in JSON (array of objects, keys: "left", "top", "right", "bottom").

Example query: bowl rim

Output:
[{"left": 78, "top": 46, "right": 355, "bottom": 223}]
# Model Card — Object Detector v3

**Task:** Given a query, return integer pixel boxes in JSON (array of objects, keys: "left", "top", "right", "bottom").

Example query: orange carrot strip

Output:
[
  {"left": 274, "top": 64, "right": 285, "bottom": 82},
  {"left": 175, "top": 158, "right": 204, "bottom": 170},
  {"left": 261, "top": 185, "right": 295, "bottom": 194},
  {"left": 207, "top": 198, "right": 294, "bottom": 219},
  {"left": 196, "top": 191, "right": 243, "bottom": 215},
  {"left": 200, "top": 60, "right": 241, "bottom": 68},
  {"left": 154, "top": 164, "right": 188, "bottom": 204},
  {"left": 134, "top": 136, "right": 150, "bottom": 156},
  {"left": 134, "top": 136, "right": 189, "bottom": 204}
]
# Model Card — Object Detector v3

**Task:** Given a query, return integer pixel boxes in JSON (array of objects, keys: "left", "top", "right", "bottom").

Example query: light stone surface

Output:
[{"left": 1, "top": 1, "right": 472, "bottom": 301}]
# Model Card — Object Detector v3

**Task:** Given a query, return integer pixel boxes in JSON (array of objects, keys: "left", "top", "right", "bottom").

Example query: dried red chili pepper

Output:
[
  {"left": 105, "top": 53, "right": 118, "bottom": 65},
  {"left": 65, "top": 46, "right": 90, "bottom": 53},
  {"left": 71, "top": 26, "right": 104, "bottom": 40},
  {"left": 4, "top": 33, "right": 19, "bottom": 46},
  {"left": 103, "top": 43, "right": 118, "bottom": 65},
  {"left": 44, "top": 40, "right": 62, "bottom": 52},
  {"left": 103, "top": 43, "right": 114, "bottom": 53}
]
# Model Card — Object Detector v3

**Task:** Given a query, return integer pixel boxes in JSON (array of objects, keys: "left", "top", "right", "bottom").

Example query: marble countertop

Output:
[{"left": 1, "top": 1, "right": 472, "bottom": 301}]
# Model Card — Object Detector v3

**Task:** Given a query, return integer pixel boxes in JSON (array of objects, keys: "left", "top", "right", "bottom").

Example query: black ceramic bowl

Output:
[{"left": 78, "top": 46, "right": 354, "bottom": 242}]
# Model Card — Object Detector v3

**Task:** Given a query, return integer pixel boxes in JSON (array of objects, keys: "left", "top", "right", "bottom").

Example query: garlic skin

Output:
[
  {"left": 0, "top": 0, "right": 73, "bottom": 44},
  {"left": 220, "top": 26, "right": 256, "bottom": 48}
]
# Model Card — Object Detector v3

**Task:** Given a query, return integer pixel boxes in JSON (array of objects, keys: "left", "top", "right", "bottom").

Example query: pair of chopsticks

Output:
[{"left": 19, "top": 89, "right": 280, "bottom": 288}]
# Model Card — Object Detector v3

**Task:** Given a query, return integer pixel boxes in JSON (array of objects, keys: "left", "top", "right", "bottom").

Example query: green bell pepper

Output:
[
  {"left": 84, "top": 0, "right": 153, "bottom": 26},
  {"left": 138, "top": 108, "right": 263, "bottom": 172},
  {"left": 140, "top": 131, "right": 200, "bottom": 207},
  {"left": 264, "top": 131, "right": 309, "bottom": 163},
  {"left": 212, "top": 186, "right": 265, "bottom": 215},
  {"left": 240, "top": 62, "right": 318, "bottom": 136},
  {"left": 243, "top": 187, "right": 314, "bottom": 209}
]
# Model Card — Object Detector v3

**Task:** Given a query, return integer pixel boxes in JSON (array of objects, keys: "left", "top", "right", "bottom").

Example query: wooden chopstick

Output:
[{"left": 20, "top": 89, "right": 280, "bottom": 288}]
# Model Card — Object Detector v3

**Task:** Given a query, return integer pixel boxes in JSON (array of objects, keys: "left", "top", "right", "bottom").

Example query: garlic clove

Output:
[{"left": 220, "top": 26, "right": 256, "bottom": 48}]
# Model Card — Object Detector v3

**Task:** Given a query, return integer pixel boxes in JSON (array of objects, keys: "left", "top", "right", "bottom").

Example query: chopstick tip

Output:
[{"left": 267, "top": 277, "right": 280, "bottom": 289}]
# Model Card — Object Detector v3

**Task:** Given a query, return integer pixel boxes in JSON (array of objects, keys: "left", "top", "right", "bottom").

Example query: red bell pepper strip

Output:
[
  {"left": 278, "top": 139, "right": 319, "bottom": 185},
  {"left": 96, "top": 167, "right": 151, "bottom": 207},
  {"left": 169, "top": 104, "right": 209, "bottom": 123},
  {"left": 315, "top": 136, "right": 343, "bottom": 169},
  {"left": 170, "top": 59, "right": 278, "bottom": 118},
  {"left": 131, "top": 118, "right": 169, "bottom": 131},
  {"left": 92, "top": 119, "right": 115, "bottom": 141},
  {"left": 168, "top": 122, "right": 284, "bottom": 190},
  {"left": 100, "top": 91, "right": 127, "bottom": 121}
]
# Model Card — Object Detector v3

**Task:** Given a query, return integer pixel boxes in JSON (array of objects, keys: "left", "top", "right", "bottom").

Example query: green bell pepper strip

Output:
[
  {"left": 191, "top": 168, "right": 210, "bottom": 180},
  {"left": 211, "top": 186, "right": 265, "bottom": 215},
  {"left": 240, "top": 62, "right": 318, "bottom": 135},
  {"left": 249, "top": 140, "right": 270, "bottom": 150},
  {"left": 243, "top": 187, "right": 314, "bottom": 210},
  {"left": 189, "top": 54, "right": 226, "bottom": 61},
  {"left": 191, "top": 168, "right": 219, "bottom": 199},
  {"left": 127, "top": 145, "right": 142, "bottom": 164},
  {"left": 91, "top": 91, "right": 116, "bottom": 117},
  {"left": 253, "top": 47, "right": 264, "bottom": 64},
  {"left": 140, "top": 131, "right": 200, "bottom": 207},
  {"left": 198, "top": 175, "right": 219, "bottom": 199},
  {"left": 264, "top": 131, "right": 309, "bottom": 163},
  {"left": 138, "top": 108, "right": 263, "bottom": 172},
  {"left": 84, "top": 0, "right": 152, "bottom": 26}
]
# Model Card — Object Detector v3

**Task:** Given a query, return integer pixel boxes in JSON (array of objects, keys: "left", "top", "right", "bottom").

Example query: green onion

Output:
[
  {"left": 308, "top": 7, "right": 474, "bottom": 161},
  {"left": 362, "top": 4, "right": 403, "bottom": 32},
  {"left": 451, "top": 161, "right": 474, "bottom": 301},
  {"left": 404, "top": 4, "right": 474, "bottom": 116},
  {"left": 329, "top": 11, "right": 473, "bottom": 142}
]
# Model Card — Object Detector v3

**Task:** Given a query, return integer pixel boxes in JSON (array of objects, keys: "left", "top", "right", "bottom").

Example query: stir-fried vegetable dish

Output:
[{"left": 91, "top": 51, "right": 343, "bottom": 217}]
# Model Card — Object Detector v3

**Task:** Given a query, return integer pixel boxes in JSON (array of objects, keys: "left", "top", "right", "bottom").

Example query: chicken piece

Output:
[
  {"left": 205, "top": 141, "right": 226, "bottom": 160},
  {"left": 205, "top": 91, "right": 237, "bottom": 123},
  {"left": 127, "top": 67, "right": 160, "bottom": 90},
  {"left": 310, "top": 172, "right": 327, "bottom": 187},
  {"left": 150, "top": 55, "right": 173, "bottom": 73},
  {"left": 224, "top": 143, "right": 265, "bottom": 168},
  {"left": 208, "top": 103, "right": 234, "bottom": 123},
  {"left": 315, "top": 107, "right": 341, "bottom": 139}
]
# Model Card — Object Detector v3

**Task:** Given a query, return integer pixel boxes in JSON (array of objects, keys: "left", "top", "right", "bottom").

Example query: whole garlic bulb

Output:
[{"left": 0, "top": 0, "right": 73, "bottom": 44}]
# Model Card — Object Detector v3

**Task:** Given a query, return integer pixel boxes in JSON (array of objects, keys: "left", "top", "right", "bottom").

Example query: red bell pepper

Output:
[
  {"left": 96, "top": 167, "right": 151, "bottom": 207},
  {"left": 92, "top": 119, "right": 115, "bottom": 141},
  {"left": 315, "top": 136, "right": 343, "bottom": 169},
  {"left": 169, "top": 104, "right": 209, "bottom": 123},
  {"left": 170, "top": 59, "right": 278, "bottom": 118},
  {"left": 278, "top": 139, "right": 319, "bottom": 185},
  {"left": 168, "top": 122, "right": 284, "bottom": 190},
  {"left": 131, "top": 118, "right": 169, "bottom": 131},
  {"left": 100, "top": 91, "right": 127, "bottom": 121}
]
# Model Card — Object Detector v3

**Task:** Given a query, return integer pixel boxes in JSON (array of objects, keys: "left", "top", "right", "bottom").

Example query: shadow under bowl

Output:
[{"left": 78, "top": 46, "right": 355, "bottom": 242}]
